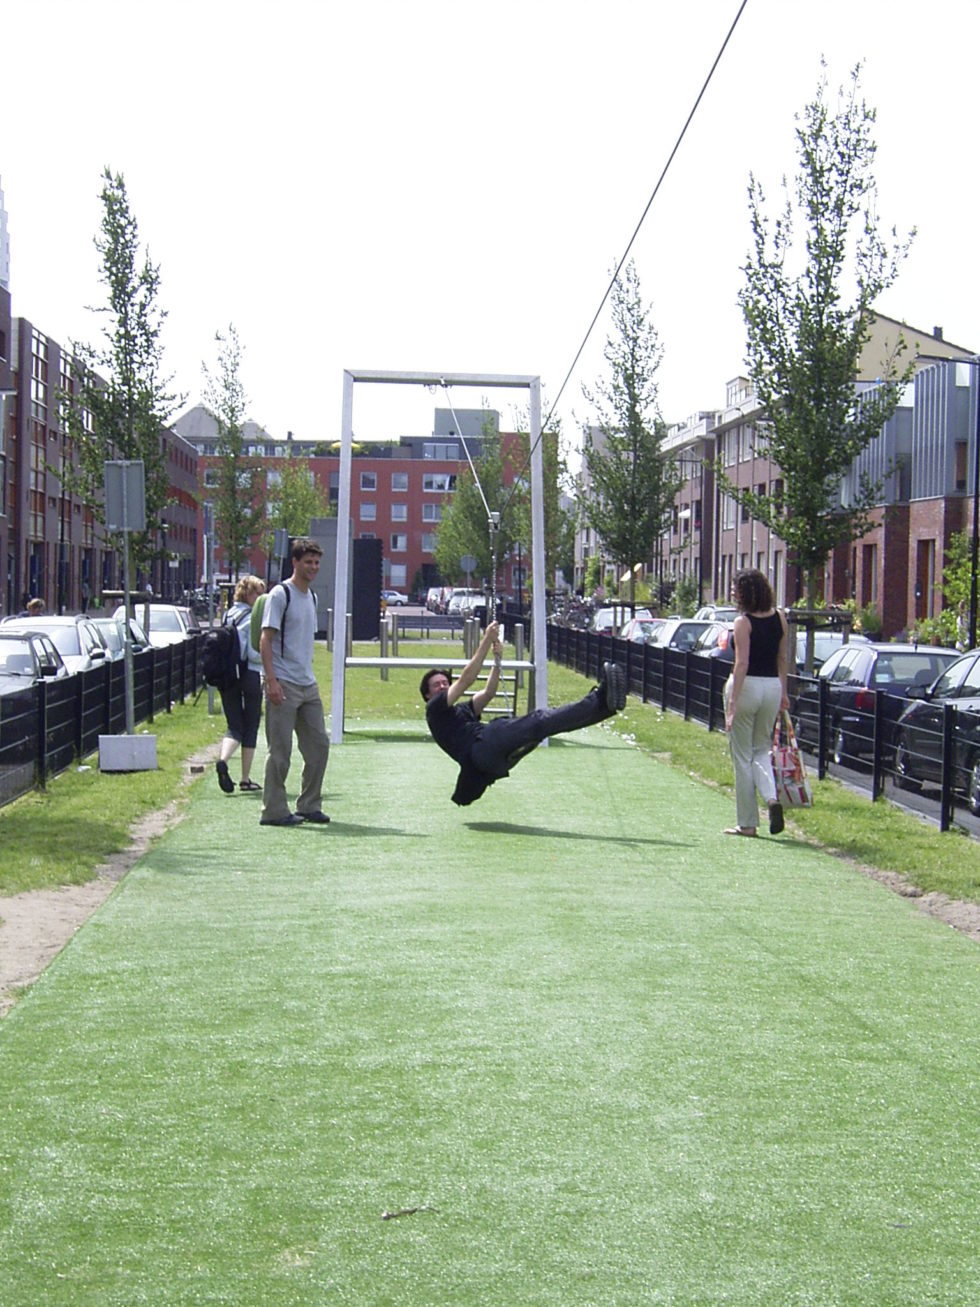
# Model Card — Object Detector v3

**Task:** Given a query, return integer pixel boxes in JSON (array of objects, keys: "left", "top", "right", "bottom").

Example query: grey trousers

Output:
[{"left": 261, "top": 679, "right": 330, "bottom": 822}]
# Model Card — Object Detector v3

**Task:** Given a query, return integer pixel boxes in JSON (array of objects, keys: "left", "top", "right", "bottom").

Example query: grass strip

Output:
[{"left": 1, "top": 722, "right": 979, "bottom": 1304}]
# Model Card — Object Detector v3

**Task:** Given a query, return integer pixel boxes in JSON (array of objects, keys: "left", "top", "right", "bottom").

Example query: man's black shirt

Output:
[{"left": 425, "top": 689, "right": 493, "bottom": 806}]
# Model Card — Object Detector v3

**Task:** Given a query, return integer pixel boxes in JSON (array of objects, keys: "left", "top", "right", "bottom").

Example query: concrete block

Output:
[{"left": 98, "top": 734, "right": 158, "bottom": 772}]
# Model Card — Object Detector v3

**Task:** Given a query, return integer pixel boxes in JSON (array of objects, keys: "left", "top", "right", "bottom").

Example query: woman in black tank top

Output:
[{"left": 723, "top": 568, "right": 789, "bottom": 837}]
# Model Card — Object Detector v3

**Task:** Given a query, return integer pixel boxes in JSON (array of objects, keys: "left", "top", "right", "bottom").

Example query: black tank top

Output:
[{"left": 746, "top": 611, "right": 783, "bottom": 678}]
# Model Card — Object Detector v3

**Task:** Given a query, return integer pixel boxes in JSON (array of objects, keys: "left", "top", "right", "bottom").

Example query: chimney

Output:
[{"left": 933, "top": 326, "right": 944, "bottom": 341}]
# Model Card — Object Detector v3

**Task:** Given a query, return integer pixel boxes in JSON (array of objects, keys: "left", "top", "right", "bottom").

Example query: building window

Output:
[
  {"left": 389, "top": 563, "right": 407, "bottom": 587},
  {"left": 391, "top": 472, "right": 408, "bottom": 491},
  {"left": 955, "top": 442, "right": 968, "bottom": 492},
  {"left": 421, "top": 533, "right": 437, "bottom": 553},
  {"left": 423, "top": 472, "right": 456, "bottom": 493},
  {"left": 391, "top": 533, "right": 407, "bottom": 552},
  {"left": 391, "top": 503, "right": 407, "bottom": 521},
  {"left": 359, "top": 532, "right": 376, "bottom": 539},
  {"left": 360, "top": 471, "right": 377, "bottom": 490},
  {"left": 423, "top": 442, "right": 459, "bottom": 460},
  {"left": 422, "top": 502, "right": 442, "bottom": 522},
  {"left": 360, "top": 502, "right": 376, "bottom": 521}
]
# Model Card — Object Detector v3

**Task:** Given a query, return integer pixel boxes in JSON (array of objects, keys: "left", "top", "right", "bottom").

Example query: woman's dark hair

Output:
[
  {"left": 420, "top": 668, "right": 453, "bottom": 701},
  {"left": 733, "top": 568, "right": 774, "bottom": 614}
]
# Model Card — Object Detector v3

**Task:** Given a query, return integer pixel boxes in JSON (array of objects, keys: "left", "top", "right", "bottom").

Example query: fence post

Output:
[
  {"left": 380, "top": 615, "right": 389, "bottom": 681},
  {"left": 871, "top": 690, "right": 887, "bottom": 800},
  {"left": 817, "top": 677, "right": 830, "bottom": 780},
  {"left": 939, "top": 702, "right": 956, "bottom": 832},
  {"left": 35, "top": 680, "right": 48, "bottom": 790}
]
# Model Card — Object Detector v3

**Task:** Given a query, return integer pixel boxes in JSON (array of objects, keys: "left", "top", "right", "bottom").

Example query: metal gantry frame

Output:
[{"left": 331, "top": 369, "right": 547, "bottom": 743}]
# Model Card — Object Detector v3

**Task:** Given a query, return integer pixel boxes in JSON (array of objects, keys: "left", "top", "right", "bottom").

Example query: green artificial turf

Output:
[{"left": 2, "top": 707, "right": 980, "bottom": 1305}]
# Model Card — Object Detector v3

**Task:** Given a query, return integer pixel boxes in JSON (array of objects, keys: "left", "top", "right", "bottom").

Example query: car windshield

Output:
[
  {"left": 40, "top": 627, "right": 82, "bottom": 657},
  {"left": 148, "top": 609, "right": 182, "bottom": 632},
  {"left": 0, "top": 640, "right": 34, "bottom": 675}
]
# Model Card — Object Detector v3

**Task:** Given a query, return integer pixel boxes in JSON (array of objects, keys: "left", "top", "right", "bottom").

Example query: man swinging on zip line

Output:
[{"left": 420, "top": 620, "right": 628, "bottom": 806}]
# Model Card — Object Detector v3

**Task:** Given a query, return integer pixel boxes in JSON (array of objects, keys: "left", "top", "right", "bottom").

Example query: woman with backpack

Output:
[{"left": 216, "top": 575, "right": 267, "bottom": 794}]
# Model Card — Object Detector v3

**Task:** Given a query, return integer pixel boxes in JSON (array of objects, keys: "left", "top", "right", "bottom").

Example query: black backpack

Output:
[{"left": 201, "top": 612, "right": 243, "bottom": 689}]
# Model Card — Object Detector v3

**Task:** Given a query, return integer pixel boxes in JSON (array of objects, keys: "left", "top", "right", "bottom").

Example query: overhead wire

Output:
[{"left": 497, "top": 0, "right": 750, "bottom": 524}]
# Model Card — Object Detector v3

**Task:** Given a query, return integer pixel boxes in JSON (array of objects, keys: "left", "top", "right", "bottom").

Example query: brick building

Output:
[{"left": 0, "top": 288, "right": 199, "bottom": 615}]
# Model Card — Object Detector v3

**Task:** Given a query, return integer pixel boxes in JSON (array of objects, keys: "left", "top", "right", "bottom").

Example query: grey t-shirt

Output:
[{"left": 262, "top": 581, "right": 317, "bottom": 686}]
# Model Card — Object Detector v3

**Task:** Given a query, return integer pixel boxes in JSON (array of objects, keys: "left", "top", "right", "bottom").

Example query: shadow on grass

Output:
[{"left": 465, "top": 820, "right": 684, "bottom": 849}]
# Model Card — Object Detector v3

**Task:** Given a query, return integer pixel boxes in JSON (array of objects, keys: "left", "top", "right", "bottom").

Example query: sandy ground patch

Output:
[{"left": 0, "top": 748, "right": 217, "bottom": 1018}]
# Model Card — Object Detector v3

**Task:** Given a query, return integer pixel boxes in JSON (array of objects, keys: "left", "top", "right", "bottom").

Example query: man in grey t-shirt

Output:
[{"left": 259, "top": 537, "right": 331, "bottom": 827}]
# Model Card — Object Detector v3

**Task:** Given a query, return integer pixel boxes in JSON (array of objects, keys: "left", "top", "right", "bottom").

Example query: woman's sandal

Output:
[{"left": 239, "top": 779, "right": 261, "bottom": 792}]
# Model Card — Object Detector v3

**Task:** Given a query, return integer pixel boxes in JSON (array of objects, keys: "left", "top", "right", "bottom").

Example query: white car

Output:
[
  {"left": 382, "top": 589, "right": 409, "bottom": 606},
  {"left": 0, "top": 615, "right": 109, "bottom": 674},
  {"left": 113, "top": 603, "right": 200, "bottom": 648}
]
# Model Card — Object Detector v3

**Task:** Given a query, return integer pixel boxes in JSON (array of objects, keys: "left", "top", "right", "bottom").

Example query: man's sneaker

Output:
[{"left": 602, "top": 661, "right": 627, "bottom": 712}]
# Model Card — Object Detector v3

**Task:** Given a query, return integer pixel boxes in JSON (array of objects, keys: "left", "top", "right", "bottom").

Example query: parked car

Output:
[
  {"left": 425, "top": 586, "right": 443, "bottom": 612},
  {"left": 793, "top": 629, "right": 871, "bottom": 673},
  {"left": 382, "top": 589, "right": 408, "bottom": 606},
  {"left": 694, "top": 604, "right": 737, "bottom": 622},
  {"left": 893, "top": 649, "right": 980, "bottom": 812},
  {"left": 592, "top": 606, "right": 652, "bottom": 635},
  {"left": 89, "top": 615, "right": 152, "bottom": 661},
  {"left": 692, "top": 620, "right": 735, "bottom": 661},
  {"left": 0, "top": 631, "right": 70, "bottom": 690},
  {"left": 619, "top": 617, "right": 666, "bottom": 644},
  {"left": 793, "top": 642, "right": 959, "bottom": 766},
  {"left": 646, "top": 618, "right": 714, "bottom": 652},
  {"left": 113, "top": 602, "right": 200, "bottom": 648},
  {"left": 447, "top": 588, "right": 484, "bottom": 616},
  {"left": 0, "top": 614, "right": 109, "bottom": 674}
]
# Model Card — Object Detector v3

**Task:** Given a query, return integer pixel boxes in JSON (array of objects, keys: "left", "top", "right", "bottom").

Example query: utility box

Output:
[{"left": 98, "top": 734, "right": 158, "bottom": 772}]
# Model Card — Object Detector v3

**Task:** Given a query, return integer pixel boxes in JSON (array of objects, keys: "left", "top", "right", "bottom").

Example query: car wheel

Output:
[
  {"left": 894, "top": 739, "right": 922, "bottom": 793},
  {"left": 968, "top": 758, "right": 980, "bottom": 817}
]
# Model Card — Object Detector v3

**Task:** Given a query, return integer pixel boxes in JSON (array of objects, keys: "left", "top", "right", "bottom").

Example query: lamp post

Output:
[{"left": 160, "top": 516, "right": 168, "bottom": 602}]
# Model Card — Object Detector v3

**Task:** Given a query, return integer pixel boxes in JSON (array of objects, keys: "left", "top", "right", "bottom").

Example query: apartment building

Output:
[
  {"left": 658, "top": 319, "right": 976, "bottom": 636},
  {"left": 177, "top": 404, "right": 528, "bottom": 597},
  {"left": 0, "top": 298, "right": 199, "bottom": 614}
]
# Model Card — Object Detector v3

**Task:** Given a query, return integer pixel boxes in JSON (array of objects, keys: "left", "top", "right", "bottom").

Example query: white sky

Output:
[{"left": 2, "top": 0, "right": 977, "bottom": 454}]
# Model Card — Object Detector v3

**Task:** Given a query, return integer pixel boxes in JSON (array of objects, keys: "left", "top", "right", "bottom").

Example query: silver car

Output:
[{"left": 1, "top": 615, "right": 109, "bottom": 674}]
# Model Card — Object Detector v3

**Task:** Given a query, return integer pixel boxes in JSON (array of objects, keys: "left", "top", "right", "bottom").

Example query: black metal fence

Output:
[
  {"left": 547, "top": 623, "right": 980, "bottom": 837},
  {"left": 0, "top": 637, "right": 204, "bottom": 809}
]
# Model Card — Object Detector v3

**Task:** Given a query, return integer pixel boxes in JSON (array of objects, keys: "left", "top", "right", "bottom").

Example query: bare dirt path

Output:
[{"left": 0, "top": 747, "right": 217, "bottom": 1018}]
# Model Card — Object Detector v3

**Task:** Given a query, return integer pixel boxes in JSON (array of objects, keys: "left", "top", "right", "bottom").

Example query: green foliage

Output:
[
  {"left": 434, "top": 413, "right": 513, "bottom": 585},
  {"left": 507, "top": 412, "right": 576, "bottom": 589},
  {"left": 581, "top": 261, "right": 682, "bottom": 607},
  {"left": 732, "top": 64, "right": 915, "bottom": 606},
  {"left": 584, "top": 554, "right": 602, "bottom": 597},
  {"left": 265, "top": 452, "right": 332, "bottom": 545},
  {"left": 61, "top": 168, "right": 179, "bottom": 573},
  {"left": 672, "top": 573, "right": 700, "bottom": 617},
  {"left": 202, "top": 325, "right": 266, "bottom": 580}
]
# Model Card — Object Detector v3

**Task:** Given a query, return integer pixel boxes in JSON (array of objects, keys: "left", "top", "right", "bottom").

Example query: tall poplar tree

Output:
[
  {"left": 580, "top": 260, "right": 680, "bottom": 607},
  {"left": 202, "top": 325, "right": 265, "bottom": 580},
  {"left": 63, "top": 168, "right": 177, "bottom": 574},
  {"left": 733, "top": 64, "right": 915, "bottom": 605}
]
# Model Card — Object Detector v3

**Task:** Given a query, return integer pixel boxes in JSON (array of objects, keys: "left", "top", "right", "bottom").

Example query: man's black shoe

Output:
[
  {"left": 298, "top": 810, "right": 331, "bottom": 825},
  {"left": 602, "top": 661, "right": 627, "bottom": 712},
  {"left": 260, "top": 813, "right": 305, "bottom": 827}
]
